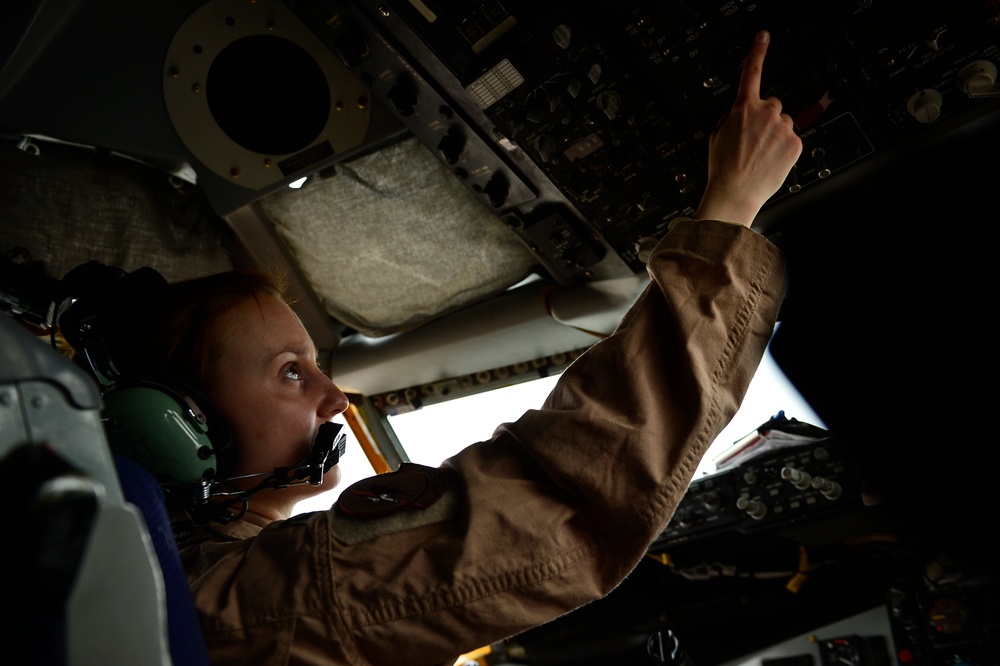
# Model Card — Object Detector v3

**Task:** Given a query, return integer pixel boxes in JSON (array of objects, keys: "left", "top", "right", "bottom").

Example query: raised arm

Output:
[{"left": 177, "top": 30, "right": 802, "bottom": 666}]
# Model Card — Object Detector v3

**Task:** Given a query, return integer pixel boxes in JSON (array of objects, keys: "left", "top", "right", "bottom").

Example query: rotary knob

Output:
[
  {"left": 958, "top": 60, "right": 999, "bottom": 98},
  {"left": 701, "top": 491, "right": 722, "bottom": 511},
  {"left": 781, "top": 465, "right": 812, "bottom": 490},
  {"left": 737, "top": 496, "right": 767, "bottom": 520},
  {"left": 907, "top": 89, "right": 943, "bottom": 124},
  {"left": 811, "top": 476, "right": 843, "bottom": 500},
  {"left": 635, "top": 236, "right": 659, "bottom": 264}
]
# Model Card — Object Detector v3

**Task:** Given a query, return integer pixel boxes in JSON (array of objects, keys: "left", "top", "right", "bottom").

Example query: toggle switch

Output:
[
  {"left": 786, "top": 163, "right": 801, "bottom": 193},
  {"left": 811, "top": 148, "right": 831, "bottom": 179}
]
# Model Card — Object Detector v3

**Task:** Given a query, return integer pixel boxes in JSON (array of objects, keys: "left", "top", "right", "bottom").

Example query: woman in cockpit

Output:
[{"left": 95, "top": 30, "right": 800, "bottom": 666}]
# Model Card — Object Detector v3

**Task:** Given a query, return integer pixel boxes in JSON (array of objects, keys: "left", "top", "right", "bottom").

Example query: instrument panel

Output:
[{"left": 288, "top": 0, "right": 1000, "bottom": 281}]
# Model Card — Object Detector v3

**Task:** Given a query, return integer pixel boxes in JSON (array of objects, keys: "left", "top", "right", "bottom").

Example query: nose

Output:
[{"left": 317, "top": 370, "right": 350, "bottom": 418}]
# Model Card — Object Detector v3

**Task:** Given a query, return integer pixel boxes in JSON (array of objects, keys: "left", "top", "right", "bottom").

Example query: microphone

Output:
[
  {"left": 176, "top": 421, "right": 348, "bottom": 520},
  {"left": 197, "top": 422, "right": 347, "bottom": 494},
  {"left": 302, "top": 422, "right": 347, "bottom": 485}
]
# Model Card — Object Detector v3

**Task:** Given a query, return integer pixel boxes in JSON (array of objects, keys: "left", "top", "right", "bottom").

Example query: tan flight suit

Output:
[{"left": 175, "top": 218, "right": 787, "bottom": 665}]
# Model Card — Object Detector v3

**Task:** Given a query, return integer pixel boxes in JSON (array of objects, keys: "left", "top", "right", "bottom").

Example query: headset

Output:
[{"left": 4, "top": 257, "right": 346, "bottom": 524}]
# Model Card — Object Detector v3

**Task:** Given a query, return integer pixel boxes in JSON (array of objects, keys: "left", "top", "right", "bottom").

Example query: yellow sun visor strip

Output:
[{"left": 343, "top": 396, "right": 392, "bottom": 475}]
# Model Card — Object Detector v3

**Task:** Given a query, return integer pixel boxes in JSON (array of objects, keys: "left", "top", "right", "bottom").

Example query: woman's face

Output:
[{"left": 207, "top": 293, "right": 350, "bottom": 504}]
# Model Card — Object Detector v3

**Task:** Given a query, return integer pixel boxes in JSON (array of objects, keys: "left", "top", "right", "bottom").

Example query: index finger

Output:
[{"left": 736, "top": 30, "right": 770, "bottom": 103}]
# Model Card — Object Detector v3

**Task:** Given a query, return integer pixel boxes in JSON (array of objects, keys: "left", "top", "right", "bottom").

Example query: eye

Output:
[{"left": 283, "top": 364, "right": 303, "bottom": 381}]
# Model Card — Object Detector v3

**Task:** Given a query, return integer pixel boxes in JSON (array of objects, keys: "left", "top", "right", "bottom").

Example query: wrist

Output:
[{"left": 692, "top": 186, "right": 764, "bottom": 227}]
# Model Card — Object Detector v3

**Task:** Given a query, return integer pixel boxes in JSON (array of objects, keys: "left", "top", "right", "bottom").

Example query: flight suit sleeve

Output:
[{"left": 320, "top": 217, "right": 787, "bottom": 664}]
